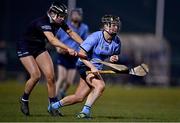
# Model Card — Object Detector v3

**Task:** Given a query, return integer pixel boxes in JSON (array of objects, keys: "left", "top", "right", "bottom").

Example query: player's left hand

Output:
[
  {"left": 57, "top": 47, "right": 67, "bottom": 54},
  {"left": 110, "top": 55, "right": 119, "bottom": 62}
]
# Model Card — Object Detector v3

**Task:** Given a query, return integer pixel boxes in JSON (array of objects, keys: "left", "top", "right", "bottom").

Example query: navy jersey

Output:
[{"left": 17, "top": 14, "right": 69, "bottom": 58}]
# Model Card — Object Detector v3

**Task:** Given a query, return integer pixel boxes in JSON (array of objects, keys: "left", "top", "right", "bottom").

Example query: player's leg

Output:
[
  {"left": 62, "top": 77, "right": 91, "bottom": 105},
  {"left": 60, "top": 69, "right": 77, "bottom": 97},
  {"left": 35, "top": 51, "right": 57, "bottom": 102},
  {"left": 55, "top": 65, "right": 67, "bottom": 99},
  {"left": 51, "top": 77, "right": 91, "bottom": 109},
  {"left": 35, "top": 51, "right": 62, "bottom": 116},
  {"left": 19, "top": 56, "right": 41, "bottom": 116},
  {"left": 85, "top": 74, "right": 105, "bottom": 106},
  {"left": 77, "top": 73, "right": 105, "bottom": 118}
]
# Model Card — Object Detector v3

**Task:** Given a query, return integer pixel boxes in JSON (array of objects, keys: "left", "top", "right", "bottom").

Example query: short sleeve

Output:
[
  {"left": 37, "top": 20, "right": 53, "bottom": 32},
  {"left": 80, "top": 32, "right": 98, "bottom": 53},
  {"left": 114, "top": 45, "right": 121, "bottom": 55},
  {"left": 114, "top": 37, "right": 121, "bottom": 55}
]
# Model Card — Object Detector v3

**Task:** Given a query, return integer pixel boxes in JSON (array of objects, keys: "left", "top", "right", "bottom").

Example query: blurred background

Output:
[{"left": 0, "top": 0, "right": 180, "bottom": 86}]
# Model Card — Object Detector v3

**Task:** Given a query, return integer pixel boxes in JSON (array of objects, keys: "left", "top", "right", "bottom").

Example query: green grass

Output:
[{"left": 0, "top": 81, "right": 180, "bottom": 122}]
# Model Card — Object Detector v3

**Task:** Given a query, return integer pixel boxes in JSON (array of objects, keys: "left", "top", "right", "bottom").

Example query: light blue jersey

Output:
[
  {"left": 56, "top": 21, "right": 89, "bottom": 51},
  {"left": 76, "top": 31, "right": 121, "bottom": 70}
]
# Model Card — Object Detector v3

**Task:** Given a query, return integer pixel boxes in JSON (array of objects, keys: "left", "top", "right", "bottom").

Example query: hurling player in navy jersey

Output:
[{"left": 17, "top": 1, "right": 83, "bottom": 116}]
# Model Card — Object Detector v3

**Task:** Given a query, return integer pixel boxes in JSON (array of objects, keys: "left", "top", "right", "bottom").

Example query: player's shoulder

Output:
[
  {"left": 80, "top": 23, "right": 89, "bottom": 30},
  {"left": 35, "top": 15, "right": 51, "bottom": 26},
  {"left": 114, "top": 35, "right": 121, "bottom": 44},
  {"left": 34, "top": 15, "right": 53, "bottom": 31},
  {"left": 91, "top": 31, "right": 102, "bottom": 36},
  {"left": 83, "top": 31, "right": 101, "bottom": 43},
  {"left": 26, "top": 15, "right": 51, "bottom": 31},
  {"left": 81, "top": 23, "right": 88, "bottom": 28},
  {"left": 87, "top": 31, "right": 102, "bottom": 39}
]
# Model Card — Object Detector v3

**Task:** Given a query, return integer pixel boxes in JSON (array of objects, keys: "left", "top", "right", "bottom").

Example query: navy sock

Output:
[
  {"left": 49, "top": 97, "right": 58, "bottom": 103},
  {"left": 22, "top": 92, "right": 29, "bottom": 101},
  {"left": 49, "top": 97, "right": 55, "bottom": 103},
  {"left": 54, "top": 97, "right": 58, "bottom": 102}
]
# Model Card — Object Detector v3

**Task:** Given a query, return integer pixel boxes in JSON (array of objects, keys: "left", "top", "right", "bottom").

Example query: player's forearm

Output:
[
  {"left": 81, "top": 59, "right": 97, "bottom": 70},
  {"left": 68, "top": 31, "right": 83, "bottom": 44},
  {"left": 79, "top": 49, "right": 96, "bottom": 70},
  {"left": 44, "top": 31, "right": 70, "bottom": 50},
  {"left": 50, "top": 37, "right": 69, "bottom": 50}
]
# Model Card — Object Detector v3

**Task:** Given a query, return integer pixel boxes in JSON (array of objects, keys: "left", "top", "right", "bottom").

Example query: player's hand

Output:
[
  {"left": 110, "top": 55, "right": 119, "bottom": 62},
  {"left": 57, "top": 47, "right": 67, "bottom": 54},
  {"left": 67, "top": 48, "right": 77, "bottom": 56},
  {"left": 91, "top": 67, "right": 99, "bottom": 75}
]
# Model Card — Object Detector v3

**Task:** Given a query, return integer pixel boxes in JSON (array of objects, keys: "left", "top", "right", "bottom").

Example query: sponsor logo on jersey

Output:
[{"left": 41, "top": 25, "right": 52, "bottom": 30}]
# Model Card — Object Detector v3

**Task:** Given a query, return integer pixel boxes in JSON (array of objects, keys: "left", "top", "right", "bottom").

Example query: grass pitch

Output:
[{"left": 0, "top": 81, "right": 180, "bottom": 122}]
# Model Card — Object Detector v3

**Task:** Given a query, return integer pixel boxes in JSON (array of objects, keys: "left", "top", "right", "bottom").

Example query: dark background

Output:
[{"left": 0, "top": 0, "right": 179, "bottom": 83}]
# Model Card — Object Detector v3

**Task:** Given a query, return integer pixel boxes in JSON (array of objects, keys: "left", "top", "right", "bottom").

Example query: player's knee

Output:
[
  {"left": 46, "top": 73, "right": 55, "bottom": 83},
  {"left": 96, "top": 82, "right": 105, "bottom": 94},
  {"left": 30, "top": 71, "right": 41, "bottom": 81},
  {"left": 57, "top": 76, "right": 66, "bottom": 83}
]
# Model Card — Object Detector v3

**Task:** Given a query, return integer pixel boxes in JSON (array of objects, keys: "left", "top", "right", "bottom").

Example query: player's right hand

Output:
[{"left": 67, "top": 48, "right": 77, "bottom": 56}]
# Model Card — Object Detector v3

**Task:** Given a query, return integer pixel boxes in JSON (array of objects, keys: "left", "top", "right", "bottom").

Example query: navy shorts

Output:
[
  {"left": 76, "top": 65, "right": 90, "bottom": 80},
  {"left": 16, "top": 41, "right": 46, "bottom": 58},
  {"left": 57, "top": 54, "right": 78, "bottom": 69}
]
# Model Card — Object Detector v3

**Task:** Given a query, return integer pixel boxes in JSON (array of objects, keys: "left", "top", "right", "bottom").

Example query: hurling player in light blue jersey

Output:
[
  {"left": 55, "top": 8, "right": 89, "bottom": 100},
  {"left": 50, "top": 15, "right": 121, "bottom": 119}
]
